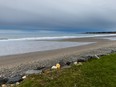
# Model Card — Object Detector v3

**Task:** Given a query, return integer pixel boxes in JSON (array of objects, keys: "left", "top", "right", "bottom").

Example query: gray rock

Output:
[
  {"left": 94, "top": 55, "right": 100, "bottom": 59},
  {"left": 98, "top": 54, "right": 106, "bottom": 57},
  {"left": 84, "top": 56, "right": 93, "bottom": 60},
  {"left": 111, "top": 50, "right": 116, "bottom": 53},
  {"left": 7, "top": 75, "right": 22, "bottom": 84},
  {"left": 77, "top": 58, "right": 87, "bottom": 62},
  {"left": 66, "top": 61, "right": 72, "bottom": 66},
  {"left": 59, "top": 60, "right": 66, "bottom": 67},
  {"left": 0, "top": 77, "right": 8, "bottom": 84},
  {"left": 25, "top": 70, "right": 42, "bottom": 75},
  {"left": 62, "top": 66, "right": 71, "bottom": 69},
  {"left": 35, "top": 67, "right": 45, "bottom": 70}
]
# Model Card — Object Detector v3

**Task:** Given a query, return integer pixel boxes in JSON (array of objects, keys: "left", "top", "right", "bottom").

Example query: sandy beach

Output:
[{"left": 0, "top": 36, "right": 116, "bottom": 77}]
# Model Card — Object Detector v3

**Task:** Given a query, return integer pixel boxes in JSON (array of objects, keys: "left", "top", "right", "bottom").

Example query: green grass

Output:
[{"left": 17, "top": 53, "right": 116, "bottom": 87}]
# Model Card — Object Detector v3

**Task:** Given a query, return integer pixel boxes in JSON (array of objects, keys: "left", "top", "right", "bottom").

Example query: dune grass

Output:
[{"left": 17, "top": 53, "right": 116, "bottom": 87}]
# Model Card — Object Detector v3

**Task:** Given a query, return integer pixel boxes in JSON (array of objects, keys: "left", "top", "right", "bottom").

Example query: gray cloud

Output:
[{"left": 0, "top": 0, "right": 116, "bottom": 31}]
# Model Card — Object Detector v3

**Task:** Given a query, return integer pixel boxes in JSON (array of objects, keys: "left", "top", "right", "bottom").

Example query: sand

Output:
[{"left": 0, "top": 36, "right": 116, "bottom": 77}]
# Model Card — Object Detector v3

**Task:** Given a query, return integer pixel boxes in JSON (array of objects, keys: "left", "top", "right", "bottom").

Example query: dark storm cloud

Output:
[{"left": 0, "top": 0, "right": 116, "bottom": 31}]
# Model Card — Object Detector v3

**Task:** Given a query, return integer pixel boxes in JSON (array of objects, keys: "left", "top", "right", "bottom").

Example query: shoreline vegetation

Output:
[{"left": 17, "top": 53, "right": 116, "bottom": 87}]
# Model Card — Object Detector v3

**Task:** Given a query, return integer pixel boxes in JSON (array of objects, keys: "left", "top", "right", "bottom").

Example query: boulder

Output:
[
  {"left": 7, "top": 75, "right": 23, "bottom": 84},
  {"left": 94, "top": 55, "right": 100, "bottom": 59},
  {"left": 16, "top": 82, "right": 20, "bottom": 85},
  {"left": 22, "top": 76, "right": 26, "bottom": 79},
  {"left": 77, "top": 58, "right": 87, "bottom": 62},
  {"left": 77, "top": 62, "right": 83, "bottom": 66},
  {"left": 98, "top": 54, "right": 106, "bottom": 57},
  {"left": 1, "top": 84, "right": 7, "bottom": 87},
  {"left": 73, "top": 62, "right": 78, "bottom": 65},
  {"left": 59, "top": 60, "right": 65, "bottom": 67},
  {"left": 51, "top": 66, "right": 57, "bottom": 69},
  {"left": 85, "top": 56, "right": 93, "bottom": 60},
  {"left": 74, "top": 61, "right": 83, "bottom": 66},
  {"left": 35, "top": 67, "right": 45, "bottom": 70},
  {"left": 111, "top": 50, "right": 116, "bottom": 53},
  {"left": 56, "top": 63, "right": 61, "bottom": 69},
  {"left": 66, "top": 61, "right": 72, "bottom": 66},
  {"left": 62, "top": 66, "right": 71, "bottom": 69},
  {"left": 25, "top": 70, "right": 42, "bottom": 75},
  {"left": 0, "top": 77, "right": 8, "bottom": 85}
]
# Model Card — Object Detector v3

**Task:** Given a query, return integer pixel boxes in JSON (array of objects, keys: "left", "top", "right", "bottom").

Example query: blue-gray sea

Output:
[{"left": 0, "top": 31, "right": 115, "bottom": 56}]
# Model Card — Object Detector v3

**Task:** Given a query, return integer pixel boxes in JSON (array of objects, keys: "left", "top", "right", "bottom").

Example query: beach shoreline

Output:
[{"left": 0, "top": 36, "right": 116, "bottom": 77}]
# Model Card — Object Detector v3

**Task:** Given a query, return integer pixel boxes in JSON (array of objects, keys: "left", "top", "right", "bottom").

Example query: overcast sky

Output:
[{"left": 0, "top": 0, "right": 116, "bottom": 32}]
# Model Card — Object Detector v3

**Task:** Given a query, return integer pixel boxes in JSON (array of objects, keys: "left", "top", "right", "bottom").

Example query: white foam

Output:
[
  {"left": 103, "top": 37, "right": 116, "bottom": 40},
  {"left": 0, "top": 34, "right": 116, "bottom": 41}
]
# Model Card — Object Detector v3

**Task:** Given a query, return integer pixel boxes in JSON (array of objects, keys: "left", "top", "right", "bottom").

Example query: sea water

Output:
[{"left": 0, "top": 30, "right": 115, "bottom": 56}]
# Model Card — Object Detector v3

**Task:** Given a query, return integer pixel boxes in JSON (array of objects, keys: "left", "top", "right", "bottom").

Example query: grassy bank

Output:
[{"left": 17, "top": 53, "right": 116, "bottom": 87}]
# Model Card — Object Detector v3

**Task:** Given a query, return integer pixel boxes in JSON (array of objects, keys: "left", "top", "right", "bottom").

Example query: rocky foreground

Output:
[{"left": 0, "top": 46, "right": 116, "bottom": 86}]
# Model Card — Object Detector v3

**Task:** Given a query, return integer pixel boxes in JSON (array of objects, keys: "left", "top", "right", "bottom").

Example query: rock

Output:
[
  {"left": 66, "top": 61, "right": 72, "bottom": 66},
  {"left": 111, "top": 50, "right": 116, "bottom": 53},
  {"left": 56, "top": 63, "right": 61, "bottom": 69},
  {"left": 74, "top": 61, "right": 83, "bottom": 66},
  {"left": 22, "top": 76, "right": 26, "bottom": 79},
  {"left": 0, "top": 77, "right": 8, "bottom": 85},
  {"left": 35, "top": 67, "right": 45, "bottom": 70},
  {"left": 16, "top": 82, "right": 20, "bottom": 85},
  {"left": 59, "top": 60, "right": 65, "bottom": 67},
  {"left": 77, "top": 58, "right": 87, "bottom": 62},
  {"left": 94, "top": 55, "right": 100, "bottom": 59},
  {"left": 1, "top": 84, "right": 7, "bottom": 87},
  {"left": 77, "top": 62, "right": 83, "bottom": 66},
  {"left": 84, "top": 55, "right": 100, "bottom": 60},
  {"left": 25, "top": 70, "right": 42, "bottom": 75},
  {"left": 62, "top": 66, "right": 71, "bottom": 69},
  {"left": 73, "top": 62, "right": 78, "bottom": 65},
  {"left": 10, "top": 84, "right": 15, "bottom": 87},
  {"left": 51, "top": 66, "right": 57, "bottom": 69},
  {"left": 98, "top": 54, "right": 106, "bottom": 57},
  {"left": 85, "top": 56, "right": 93, "bottom": 60},
  {"left": 7, "top": 75, "right": 23, "bottom": 84}
]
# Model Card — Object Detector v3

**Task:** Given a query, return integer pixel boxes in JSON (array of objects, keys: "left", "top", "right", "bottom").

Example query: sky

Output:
[{"left": 0, "top": 0, "right": 116, "bottom": 32}]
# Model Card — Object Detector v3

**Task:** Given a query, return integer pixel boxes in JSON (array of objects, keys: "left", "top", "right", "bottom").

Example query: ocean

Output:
[{"left": 0, "top": 30, "right": 115, "bottom": 56}]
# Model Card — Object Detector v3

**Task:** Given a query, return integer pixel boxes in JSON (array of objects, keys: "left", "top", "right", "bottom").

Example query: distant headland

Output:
[{"left": 85, "top": 32, "right": 116, "bottom": 34}]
